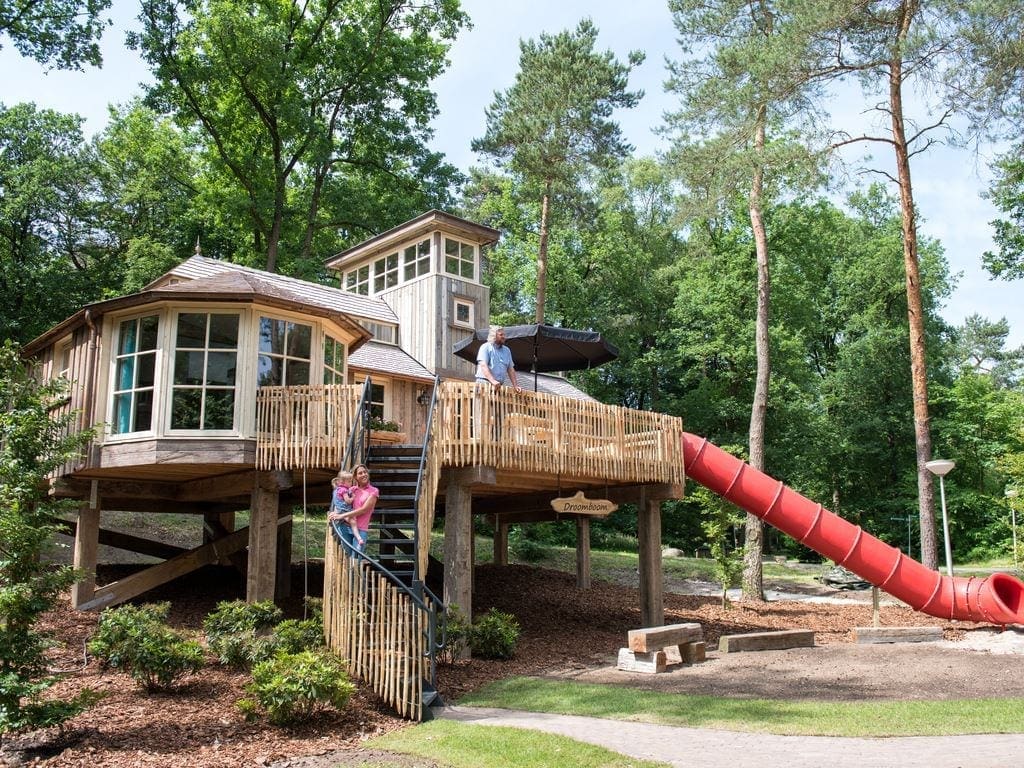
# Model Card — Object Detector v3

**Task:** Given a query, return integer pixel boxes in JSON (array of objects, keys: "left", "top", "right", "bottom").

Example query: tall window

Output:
[
  {"left": 258, "top": 317, "right": 311, "bottom": 386},
  {"left": 170, "top": 312, "right": 239, "bottom": 430},
  {"left": 444, "top": 237, "right": 475, "bottom": 279},
  {"left": 402, "top": 238, "right": 431, "bottom": 281},
  {"left": 373, "top": 251, "right": 399, "bottom": 293},
  {"left": 369, "top": 382, "right": 386, "bottom": 420},
  {"left": 56, "top": 341, "right": 72, "bottom": 380},
  {"left": 112, "top": 315, "right": 159, "bottom": 434},
  {"left": 323, "top": 335, "right": 346, "bottom": 384},
  {"left": 345, "top": 265, "right": 369, "bottom": 295}
]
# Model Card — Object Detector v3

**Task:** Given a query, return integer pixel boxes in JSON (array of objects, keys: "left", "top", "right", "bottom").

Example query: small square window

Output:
[{"left": 453, "top": 298, "right": 474, "bottom": 328}]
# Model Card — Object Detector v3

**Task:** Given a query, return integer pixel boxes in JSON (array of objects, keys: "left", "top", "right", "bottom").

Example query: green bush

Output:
[
  {"left": 1, "top": 343, "right": 100, "bottom": 741},
  {"left": 508, "top": 526, "right": 546, "bottom": 562},
  {"left": 437, "top": 606, "right": 471, "bottom": 664},
  {"left": 203, "top": 600, "right": 282, "bottom": 668},
  {"left": 272, "top": 618, "right": 324, "bottom": 654},
  {"left": 239, "top": 649, "right": 356, "bottom": 726},
  {"left": 88, "top": 603, "right": 204, "bottom": 691},
  {"left": 469, "top": 608, "right": 520, "bottom": 660}
]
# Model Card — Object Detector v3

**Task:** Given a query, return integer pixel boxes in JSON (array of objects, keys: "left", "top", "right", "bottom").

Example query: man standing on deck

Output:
[
  {"left": 474, "top": 326, "right": 522, "bottom": 441},
  {"left": 476, "top": 326, "right": 523, "bottom": 393}
]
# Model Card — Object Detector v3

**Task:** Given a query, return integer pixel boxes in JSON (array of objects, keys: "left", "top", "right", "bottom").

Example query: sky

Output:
[{"left": 2, "top": 0, "right": 1021, "bottom": 347}]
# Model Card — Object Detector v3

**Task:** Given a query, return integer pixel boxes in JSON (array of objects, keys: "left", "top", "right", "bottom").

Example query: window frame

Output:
[
  {"left": 444, "top": 237, "right": 476, "bottom": 280},
  {"left": 109, "top": 313, "right": 161, "bottom": 437},
  {"left": 166, "top": 310, "right": 242, "bottom": 435},
  {"left": 452, "top": 297, "right": 475, "bottom": 329},
  {"left": 256, "top": 315, "right": 314, "bottom": 389}
]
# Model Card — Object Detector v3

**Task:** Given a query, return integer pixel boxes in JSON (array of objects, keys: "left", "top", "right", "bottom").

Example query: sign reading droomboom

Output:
[{"left": 550, "top": 490, "right": 618, "bottom": 517}]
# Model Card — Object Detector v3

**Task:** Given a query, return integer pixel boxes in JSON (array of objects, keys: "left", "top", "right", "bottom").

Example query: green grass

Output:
[
  {"left": 456, "top": 678, "right": 1024, "bottom": 737},
  {"left": 369, "top": 719, "right": 670, "bottom": 768}
]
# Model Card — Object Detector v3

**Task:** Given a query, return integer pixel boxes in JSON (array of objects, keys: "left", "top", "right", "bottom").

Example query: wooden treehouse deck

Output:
[{"left": 259, "top": 380, "right": 688, "bottom": 720}]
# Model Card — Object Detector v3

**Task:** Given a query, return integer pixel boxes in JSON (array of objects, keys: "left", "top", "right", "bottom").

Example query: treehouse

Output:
[{"left": 29, "top": 210, "right": 685, "bottom": 720}]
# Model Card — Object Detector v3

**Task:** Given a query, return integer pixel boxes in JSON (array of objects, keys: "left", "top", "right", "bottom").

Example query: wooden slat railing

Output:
[
  {"left": 434, "top": 381, "right": 685, "bottom": 486},
  {"left": 255, "top": 384, "right": 363, "bottom": 469},
  {"left": 255, "top": 380, "right": 685, "bottom": 482},
  {"left": 322, "top": 530, "right": 439, "bottom": 721}
]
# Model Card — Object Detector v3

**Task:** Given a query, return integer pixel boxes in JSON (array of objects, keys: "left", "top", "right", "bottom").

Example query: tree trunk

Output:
[
  {"left": 536, "top": 181, "right": 551, "bottom": 324},
  {"left": 889, "top": 20, "right": 937, "bottom": 570},
  {"left": 743, "top": 105, "right": 769, "bottom": 601}
]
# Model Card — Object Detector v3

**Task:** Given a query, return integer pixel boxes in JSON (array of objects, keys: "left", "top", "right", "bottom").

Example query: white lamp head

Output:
[
  {"left": 925, "top": 459, "right": 955, "bottom": 477},
  {"left": 1006, "top": 488, "right": 1019, "bottom": 499}
]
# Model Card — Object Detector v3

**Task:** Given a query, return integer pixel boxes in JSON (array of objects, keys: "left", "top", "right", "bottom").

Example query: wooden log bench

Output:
[
  {"left": 718, "top": 629, "right": 815, "bottom": 653},
  {"left": 617, "top": 622, "right": 705, "bottom": 673}
]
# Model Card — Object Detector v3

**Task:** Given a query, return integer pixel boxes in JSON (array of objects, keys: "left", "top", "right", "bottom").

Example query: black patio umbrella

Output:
[{"left": 452, "top": 323, "right": 619, "bottom": 389}]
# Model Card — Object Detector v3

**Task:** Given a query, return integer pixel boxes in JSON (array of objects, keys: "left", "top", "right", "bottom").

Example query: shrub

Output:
[
  {"left": 508, "top": 526, "right": 545, "bottom": 562},
  {"left": 88, "top": 603, "right": 204, "bottom": 691},
  {"left": 1, "top": 343, "right": 99, "bottom": 743},
  {"left": 203, "top": 600, "right": 282, "bottom": 668},
  {"left": 239, "top": 649, "right": 356, "bottom": 726},
  {"left": 272, "top": 617, "right": 324, "bottom": 654},
  {"left": 469, "top": 608, "right": 520, "bottom": 660},
  {"left": 437, "top": 606, "right": 471, "bottom": 664}
]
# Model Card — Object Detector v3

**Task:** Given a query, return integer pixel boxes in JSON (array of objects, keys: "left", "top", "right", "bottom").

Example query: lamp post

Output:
[
  {"left": 1006, "top": 489, "right": 1019, "bottom": 573},
  {"left": 925, "top": 459, "right": 956, "bottom": 577}
]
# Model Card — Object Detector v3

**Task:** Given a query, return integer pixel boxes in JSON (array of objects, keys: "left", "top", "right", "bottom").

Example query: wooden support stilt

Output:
[
  {"left": 247, "top": 473, "right": 280, "bottom": 603},
  {"left": 276, "top": 503, "right": 293, "bottom": 600},
  {"left": 493, "top": 519, "right": 508, "bottom": 566},
  {"left": 70, "top": 481, "right": 100, "bottom": 609},
  {"left": 576, "top": 516, "right": 591, "bottom": 590},
  {"left": 637, "top": 489, "right": 664, "bottom": 628},
  {"left": 444, "top": 477, "right": 473, "bottom": 660}
]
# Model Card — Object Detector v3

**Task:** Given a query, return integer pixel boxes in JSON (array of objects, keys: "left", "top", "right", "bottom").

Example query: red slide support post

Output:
[{"left": 682, "top": 433, "right": 1024, "bottom": 626}]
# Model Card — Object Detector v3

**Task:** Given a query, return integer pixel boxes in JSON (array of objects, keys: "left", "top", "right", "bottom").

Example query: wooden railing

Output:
[
  {"left": 434, "top": 382, "right": 685, "bottom": 486},
  {"left": 255, "top": 384, "right": 363, "bottom": 469},
  {"left": 322, "top": 530, "right": 440, "bottom": 721},
  {"left": 255, "top": 381, "right": 685, "bottom": 486}
]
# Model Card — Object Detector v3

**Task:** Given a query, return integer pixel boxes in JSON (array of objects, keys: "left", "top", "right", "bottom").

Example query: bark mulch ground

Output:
[{"left": 2, "top": 562, "right": 1020, "bottom": 768}]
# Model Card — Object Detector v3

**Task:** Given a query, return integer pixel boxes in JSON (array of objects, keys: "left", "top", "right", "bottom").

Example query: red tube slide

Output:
[{"left": 682, "top": 432, "right": 1024, "bottom": 626}]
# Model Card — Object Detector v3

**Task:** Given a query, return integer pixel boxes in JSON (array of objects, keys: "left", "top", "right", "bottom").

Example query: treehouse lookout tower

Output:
[{"left": 28, "top": 211, "right": 685, "bottom": 720}]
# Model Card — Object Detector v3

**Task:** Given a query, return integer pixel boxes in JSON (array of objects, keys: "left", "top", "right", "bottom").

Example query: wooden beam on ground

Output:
[
  {"left": 70, "top": 483, "right": 99, "bottom": 609},
  {"left": 637, "top": 490, "right": 663, "bottom": 628},
  {"left": 628, "top": 623, "right": 703, "bottom": 653},
  {"left": 76, "top": 525, "right": 256, "bottom": 611},
  {"left": 852, "top": 626, "right": 943, "bottom": 644},
  {"left": 576, "top": 517, "right": 591, "bottom": 590},
  {"left": 719, "top": 629, "right": 816, "bottom": 653},
  {"left": 52, "top": 517, "right": 186, "bottom": 561}
]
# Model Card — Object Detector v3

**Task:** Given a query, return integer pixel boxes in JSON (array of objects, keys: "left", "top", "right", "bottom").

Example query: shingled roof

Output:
[{"left": 160, "top": 256, "right": 398, "bottom": 325}]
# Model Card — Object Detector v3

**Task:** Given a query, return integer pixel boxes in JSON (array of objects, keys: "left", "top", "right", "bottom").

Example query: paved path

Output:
[{"left": 435, "top": 705, "right": 1024, "bottom": 768}]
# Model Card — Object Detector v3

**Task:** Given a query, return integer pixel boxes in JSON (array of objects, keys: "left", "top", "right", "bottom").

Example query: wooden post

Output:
[
  {"left": 637, "top": 489, "right": 664, "bottom": 627},
  {"left": 576, "top": 516, "right": 591, "bottom": 590},
  {"left": 493, "top": 518, "right": 509, "bottom": 566},
  {"left": 444, "top": 478, "right": 473, "bottom": 659},
  {"left": 247, "top": 473, "right": 280, "bottom": 603},
  {"left": 71, "top": 481, "right": 100, "bottom": 609}
]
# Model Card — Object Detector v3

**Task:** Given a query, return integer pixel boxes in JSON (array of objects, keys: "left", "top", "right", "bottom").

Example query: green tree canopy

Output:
[
  {"left": 0, "top": 0, "right": 110, "bottom": 69},
  {"left": 472, "top": 18, "right": 643, "bottom": 322},
  {"left": 132, "top": 0, "right": 466, "bottom": 273}
]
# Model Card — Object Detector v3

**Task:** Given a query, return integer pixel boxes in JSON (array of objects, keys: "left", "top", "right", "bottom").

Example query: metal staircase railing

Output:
[{"left": 325, "top": 375, "right": 446, "bottom": 719}]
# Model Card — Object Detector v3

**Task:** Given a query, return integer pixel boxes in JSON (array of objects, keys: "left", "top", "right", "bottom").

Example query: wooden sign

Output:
[{"left": 550, "top": 490, "right": 618, "bottom": 517}]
